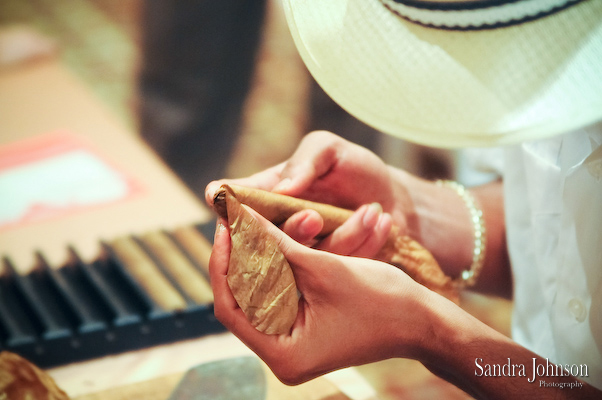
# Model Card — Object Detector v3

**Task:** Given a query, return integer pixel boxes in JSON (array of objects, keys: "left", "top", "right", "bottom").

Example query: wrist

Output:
[
  {"left": 387, "top": 283, "right": 457, "bottom": 361},
  {"left": 414, "top": 291, "right": 503, "bottom": 373},
  {"left": 436, "top": 180, "right": 486, "bottom": 289},
  {"left": 386, "top": 166, "right": 420, "bottom": 239},
  {"left": 387, "top": 167, "right": 474, "bottom": 277}
]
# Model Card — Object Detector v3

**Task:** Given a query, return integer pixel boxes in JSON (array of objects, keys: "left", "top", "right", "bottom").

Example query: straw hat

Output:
[{"left": 282, "top": 0, "right": 602, "bottom": 147}]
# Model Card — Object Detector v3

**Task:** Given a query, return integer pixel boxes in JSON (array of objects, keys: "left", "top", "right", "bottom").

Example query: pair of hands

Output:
[
  {"left": 205, "top": 131, "right": 436, "bottom": 383},
  {"left": 205, "top": 131, "right": 415, "bottom": 259},
  {"left": 205, "top": 131, "right": 602, "bottom": 398}
]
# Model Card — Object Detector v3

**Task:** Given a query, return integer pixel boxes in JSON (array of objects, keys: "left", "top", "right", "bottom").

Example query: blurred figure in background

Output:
[
  {"left": 138, "top": 1, "right": 402, "bottom": 199},
  {"left": 138, "top": 1, "right": 267, "bottom": 196}
]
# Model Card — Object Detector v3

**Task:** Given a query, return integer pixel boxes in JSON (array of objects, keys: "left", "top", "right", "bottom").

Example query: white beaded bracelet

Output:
[{"left": 436, "top": 180, "right": 486, "bottom": 289}]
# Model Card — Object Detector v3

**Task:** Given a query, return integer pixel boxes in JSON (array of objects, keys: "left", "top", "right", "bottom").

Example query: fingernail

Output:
[
  {"left": 377, "top": 212, "right": 392, "bottom": 232},
  {"left": 298, "top": 212, "right": 322, "bottom": 238},
  {"left": 273, "top": 178, "right": 292, "bottom": 193},
  {"left": 297, "top": 214, "right": 313, "bottom": 236},
  {"left": 215, "top": 219, "right": 226, "bottom": 239},
  {"left": 362, "top": 202, "right": 383, "bottom": 228}
]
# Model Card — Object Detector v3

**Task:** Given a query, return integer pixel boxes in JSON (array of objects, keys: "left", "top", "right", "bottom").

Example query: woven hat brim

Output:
[{"left": 283, "top": 0, "right": 602, "bottom": 148}]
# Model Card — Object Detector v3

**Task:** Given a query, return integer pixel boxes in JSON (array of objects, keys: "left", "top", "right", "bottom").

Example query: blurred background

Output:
[
  {"left": 0, "top": 1, "right": 509, "bottom": 399},
  {"left": 0, "top": 0, "right": 480, "bottom": 198}
]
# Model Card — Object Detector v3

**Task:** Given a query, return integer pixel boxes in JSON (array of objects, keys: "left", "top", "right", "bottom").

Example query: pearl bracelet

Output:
[{"left": 436, "top": 180, "right": 486, "bottom": 289}]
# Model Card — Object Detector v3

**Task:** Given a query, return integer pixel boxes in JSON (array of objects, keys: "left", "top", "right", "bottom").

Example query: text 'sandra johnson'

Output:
[{"left": 475, "top": 358, "right": 588, "bottom": 383}]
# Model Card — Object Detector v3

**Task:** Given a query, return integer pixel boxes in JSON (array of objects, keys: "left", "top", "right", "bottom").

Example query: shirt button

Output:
[
  {"left": 568, "top": 298, "right": 587, "bottom": 323},
  {"left": 586, "top": 157, "right": 602, "bottom": 181}
]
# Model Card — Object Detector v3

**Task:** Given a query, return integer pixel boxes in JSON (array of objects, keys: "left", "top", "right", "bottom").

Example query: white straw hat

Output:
[{"left": 282, "top": 0, "right": 602, "bottom": 147}]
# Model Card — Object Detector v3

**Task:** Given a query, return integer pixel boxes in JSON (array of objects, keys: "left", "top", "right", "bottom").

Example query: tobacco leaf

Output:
[
  {"left": 0, "top": 351, "right": 70, "bottom": 400},
  {"left": 217, "top": 186, "right": 298, "bottom": 335}
]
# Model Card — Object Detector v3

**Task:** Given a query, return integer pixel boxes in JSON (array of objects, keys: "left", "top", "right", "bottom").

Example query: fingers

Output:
[
  {"left": 208, "top": 219, "right": 235, "bottom": 311},
  {"left": 205, "top": 131, "right": 344, "bottom": 207},
  {"left": 272, "top": 131, "right": 342, "bottom": 197},
  {"left": 280, "top": 209, "right": 324, "bottom": 245},
  {"left": 279, "top": 202, "right": 392, "bottom": 260},
  {"left": 316, "top": 203, "right": 392, "bottom": 258}
]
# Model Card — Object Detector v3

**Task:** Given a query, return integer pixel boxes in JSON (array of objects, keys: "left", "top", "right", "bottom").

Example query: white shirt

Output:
[{"left": 503, "top": 122, "right": 602, "bottom": 389}]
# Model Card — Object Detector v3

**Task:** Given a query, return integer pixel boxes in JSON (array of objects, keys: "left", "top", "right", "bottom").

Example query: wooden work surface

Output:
[
  {"left": 73, "top": 373, "right": 183, "bottom": 400},
  {"left": 72, "top": 364, "right": 352, "bottom": 400},
  {"left": 48, "top": 332, "right": 373, "bottom": 400}
]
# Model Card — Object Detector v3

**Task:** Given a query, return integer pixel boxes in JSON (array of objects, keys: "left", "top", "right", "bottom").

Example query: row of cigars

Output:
[{"left": 0, "top": 223, "right": 224, "bottom": 368}]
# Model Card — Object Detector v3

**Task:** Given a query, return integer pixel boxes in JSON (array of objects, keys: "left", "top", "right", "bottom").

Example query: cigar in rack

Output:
[
  {"left": 171, "top": 226, "right": 213, "bottom": 276},
  {"left": 110, "top": 236, "right": 187, "bottom": 312},
  {"left": 140, "top": 231, "right": 213, "bottom": 305},
  {"left": 214, "top": 184, "right": 458, "bottom": 302}
]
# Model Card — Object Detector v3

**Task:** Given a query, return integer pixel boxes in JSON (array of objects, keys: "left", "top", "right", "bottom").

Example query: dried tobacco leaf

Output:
[
  {"left": 0, "top": 351, "right": 70, "bottom": 400},
  {"left": 216, "top": 186, "right": 298, "bottom": 335}
]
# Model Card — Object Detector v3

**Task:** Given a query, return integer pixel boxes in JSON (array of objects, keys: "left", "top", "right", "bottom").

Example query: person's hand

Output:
[
  {"left": 209, "top": 209, "right": 435, "bottom": 384},
  {"left": 205, "top": 131, "right": 413, "bottom": 259}
]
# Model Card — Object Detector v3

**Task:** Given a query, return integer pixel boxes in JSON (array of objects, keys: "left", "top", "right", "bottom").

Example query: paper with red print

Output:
[{"left": 0, "top": 132, "right": 142, "bottom": 230}]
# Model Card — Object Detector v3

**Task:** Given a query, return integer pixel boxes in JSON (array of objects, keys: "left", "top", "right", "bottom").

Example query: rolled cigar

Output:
[
  {"left": 171, "top": 226, "right": 213, "bottom": 275},
  {"left": 110, "top": 236, "right": 187, "bottom": 311},
  {"left": 213, "top": 184, "right": 353, "bottom": 237},
  {"left": 214, "top": 184, "right": 458, "bottom": 302},
  {"left": 140, "top": 231, "right": 213, "bottom": 305}
]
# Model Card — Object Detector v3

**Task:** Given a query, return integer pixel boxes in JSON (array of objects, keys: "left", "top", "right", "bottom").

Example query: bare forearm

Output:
[
  {"left": 415, "top": 296, "right": 601, "bottom": 399},
  {"left": 469, "top": 182, "right": 511, "bottom": 298},
  {"left": 388, "top": 167, "right": 511, "bottom": 298}
]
